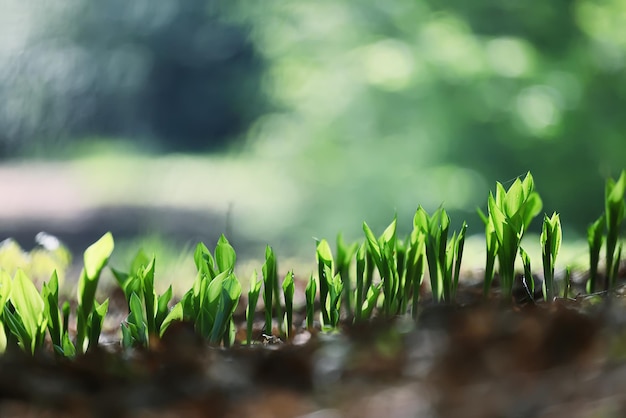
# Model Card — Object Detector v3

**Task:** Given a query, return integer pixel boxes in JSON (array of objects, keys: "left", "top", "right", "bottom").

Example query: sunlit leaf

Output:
[
  {"left": 11, "top": 270, "right": 45, "bottom": 351},
  {"left": 0, "top": 269, "right": 11, "bottom": 309},
  {"left": 83, "top": 232, "right": 114, "bottom": 281},
  {"left": 215, "top": 235, "right": 236, "bottom": 273}
]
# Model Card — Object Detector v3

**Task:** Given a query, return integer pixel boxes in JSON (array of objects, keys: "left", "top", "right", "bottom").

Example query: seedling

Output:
[
  {"left": 477, "top": 208, "right": 499, "bottom": 297},
  {"left": 541, "top": 212, "right": 562, "bottom": 301},
  {"left": 485, "top": 172, "right": 543, "bottom": 300},
  {"left": 0, "top": 170, "right": 624, "bottom": 358},
  {"left": 413, "top": 207, "right": 466, "bottom": 303},
  {"left": 361, "top": 282, "right": 382, "bottom": 319},
  {"left": 316, "top": 239, "right": 334, "bottom": 327},
  {"left": 42, "top": 271, "right": 75, "bottom": 356},
  {"left": 0, "top": 269, "right": 11, "bottom": 353},
  {"left": 604, "top": 170, "right": 625, "bottom": 292},
  {"left": 262, "top": 245, "right": 278, "bottom": 335},
  {"left": 160, "top": 236, "right": 241, "bottom": 346},
  {"left": 405, "top": 229, "right": 426, "bottom": 320},
  {"left": 354, "top": 243, "right": 366, "bottom": 321},
  {"left": 520, "top": 247, "right": 534, "bottom": 302},
  {"left": 75, "top": 232, "right": 114, "bottom": 354},
  {"left": 328, "top": 271, "right": 343, "bottom": 328},
  {"left": 563, "top": 266, "right": 572, "bottom": 298},
  {"left": 4, "top": 269, "right": 47, "bottom": 354},
  {"left": 335, "top": 234, "right": 358, "bottom": 318},
  {"left": 586, "top": 215, "right": 605, "bottom": 293},
  {"left": 305, "top": 274, "right": 316, "bottom": 330},
  {"left": 363, "top": 216, "right": 401, "bottom": 314},
  {"left": 246, "top": 270, "right": 261, "bottom": 344},
  {"left": 116, "top": 255, "right": 173, "bottom": 348},
  {"left": 282, "top": 271, "right": 295, "bottom": 338}
]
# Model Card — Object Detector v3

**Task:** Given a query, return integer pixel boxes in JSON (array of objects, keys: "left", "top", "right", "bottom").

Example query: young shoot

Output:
[
  {"left": 586, "top": 215, "right": 605, "bottom": 293},
  {"left": 541, "top": 212, "right": 562, "bottom": 302},
  {"left": 486, "top": 172, "right": 542, "bottom": 301},
  {"left": 246, "top": 270, "right": 261, "bottom": 344},
  {"left": 604, "top": 170, "right": 626, "bottom": 292}
]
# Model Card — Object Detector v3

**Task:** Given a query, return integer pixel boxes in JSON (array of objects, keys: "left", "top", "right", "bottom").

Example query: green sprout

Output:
[
  {"left": 0, "top": 269, "right": 11, "bottom": 353},
  {"left": 478, "top": 208, "right": 499, "bottom": 297},
  {"left": 604, "top": 170, "right": 625, "bottom": 292},
  {"left": 4, "top": 269, "right": 47, "bottom": 354},
  {"left": 0, "top": 169, "right": 624, "bottom": 357},
  {"left": 486, "top": 172, "right": 543, "bottom": 300},
  {"left": 563, "top": 266, "right": 572, "bottom": 299},
  {"left": 448, "top": 222, "right": 467, "bottom": 302},
  {"left": 541, "top": 212, "right": 562, "bottom": 302},
  {"left": 316, "top": 239, "right": 334, "bottom": 327},
  {"left": 42, "top": 271, "right": 75, "bottom": 356},
  {"left": 328, "top": 271, "right": 343, "bottom": 328},
  {"left": 305, "top": 274, "right": 317, "bottom": 330},
  {"left": 75, "top": 232, "right": 114, "bottom": 354},
  {"left": 160, "top": 236, "right": 241, "bottom": 346},
  {"left": 354, "top": 243, "right": 366, "bottom": 322},
  {"left": 405, "top": 229, "right": 426, "bottom": 320},
  {"left": 586, "top": 215, "right": 605, "bottom": 293},
  {"left": 116, "top": 256, "right": 173, "bottom": 349},
  {"left": 246, "top": 270, "right": 261, "bottom": 344},
  {"left": 519, "top": 247, "right": 534, "bottom": 303},
  {"left": 262, "top": 245, "right": 278, "bottom": 335},
  {"left": 413, "top": 207, "right": 466, "bottom": 303},
  {"left": 363, "top": 216, "right": 400, "bottom": 315},
  {"left": 335, "top": 234, "right": 358, "bottom": 318},
  {"left": 282, "top": 270, "right": 295, "bottom": 338},
  {"left": 361, "top": 282, "right": 382, "bottom": 319}
]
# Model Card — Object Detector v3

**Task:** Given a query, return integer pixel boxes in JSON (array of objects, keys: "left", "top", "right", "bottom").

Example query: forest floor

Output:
[{"left": 2, "top": 162, "right": 625, "bottom": 418}]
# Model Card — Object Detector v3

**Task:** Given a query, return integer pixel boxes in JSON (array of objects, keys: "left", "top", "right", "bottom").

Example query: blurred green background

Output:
[{"left": 1, "top": 0, "right": 625, "bottom": 275}]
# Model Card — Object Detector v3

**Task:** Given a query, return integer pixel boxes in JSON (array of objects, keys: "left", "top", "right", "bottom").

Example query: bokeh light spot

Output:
[
  {"left": 361, "top": 39, "right": 415, "bottom": 91},
  {"left": 486, "top": 37, "right": 534, "bottom": 78},
  {"left": 515, "top": 85, "right": 563, "bottom": 136}
]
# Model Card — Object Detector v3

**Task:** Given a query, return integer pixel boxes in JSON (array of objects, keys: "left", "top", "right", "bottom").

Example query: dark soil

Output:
[
  {"left": 3, "top": 280, "right": 626, "bottom": 418},
  {"left": 2, "top": 168, "right": 625, "bottom": 417}
]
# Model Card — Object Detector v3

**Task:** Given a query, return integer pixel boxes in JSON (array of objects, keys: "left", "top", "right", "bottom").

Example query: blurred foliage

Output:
[
  {"left": 2, "top": 0, "right": 626, "bottom": 245},
  {"left": 232, "top": 0, "right": 626, "bottom": 237},
  {"left": 0, "top": 0, "right": 268, "bottom": 156},
  {"left": 0, "top": 237, "right": 71, "bottom": 286}
]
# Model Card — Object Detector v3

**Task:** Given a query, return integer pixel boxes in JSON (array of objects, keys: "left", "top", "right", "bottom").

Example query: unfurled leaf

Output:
[
  {"left": 83, "top": 232, "right": 114, "bottom": 281},
  {"left": 316, "top": 239, "right": 333, "bottom": 326},
  {"left": 519, "top": 247, "right": 534, "bottom": 302},
  {"left": 88, "top": 299, "right": 109, "bottom": 351},
  {"left": 380, "top": 216, "right": 397, "bottom": 248},
  {"left": 246, "top": 270, "right": 261, "bottom": 344},
  {"left": 210, "top": 273, "right": 241, "bottom": 344},
  {"left": 586, "top": 215, "right": 605, "bottom": 293},
  {"left": 605, "top": 170, "right": 626, "bottom": 291},
  {"left": 262, "top": 246, "right": 277, "bottom": 335},
  {"left": 42, "top": 271, "right": 62, "bottom": 349},
  {"left": 0, "top": 323, "right": 6, "bottom": 354},
  {"left": 76, "top": 233, "right": 114, "bottom": 353},
  {"left": 354, "top": 242, "right": 366, "bottom": 321},
  {"left": 305, "top": 275, "right": 316, "bottom": 329},
  {"left": 282, "top": 271, "right": 294, "bottom": 337},
  {"left": 0, "top": 269, "right": 11, "bottom": 310},
  {"left": 11, "top": 270, "right": 46, "bottom": 353},
  {"left": 361, "top": 282, "right": 382, "bottom": 319},
  {"left": 215, "top": 235, "right": 236, "bottom": 273},
  {"left": 487, "top": 173, "right": 542, "bottom": 300},
  {"left": 155, "top": 285, "right": 173, "bottom": 332},
  {"left": 194, "top": 242, "right": 216, "bottom": 280},
  {"left": 141, "top": 258, "right": 156, "bottom": 335},
  {"left": 362, "top": 222, "right": 382, "bottom": 269}
]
